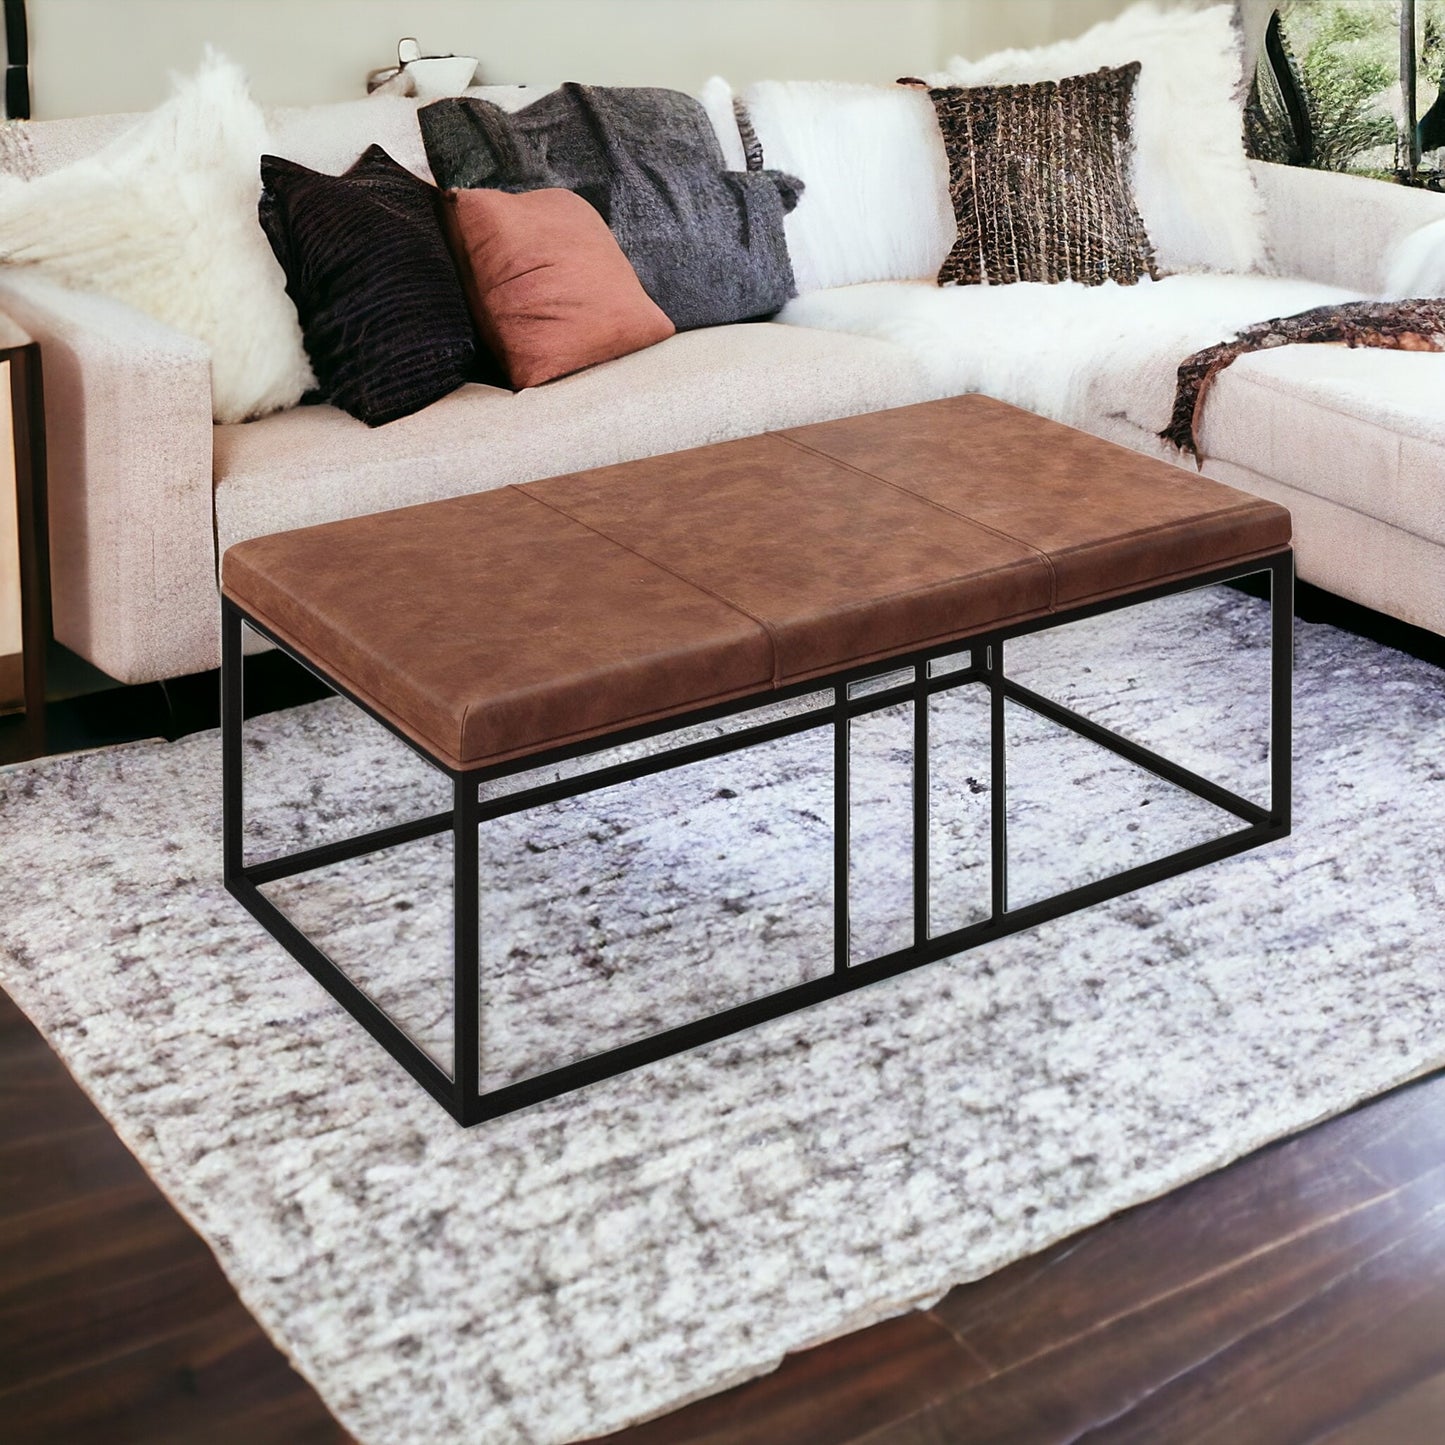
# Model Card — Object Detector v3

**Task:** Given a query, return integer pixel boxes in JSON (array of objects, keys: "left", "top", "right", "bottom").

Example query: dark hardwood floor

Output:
[
  {"left": 4, "top": 982, "right": 1445, "bottom": 1444},
  {"left": 595, "top": 1066, "right": 1445, "bottom": 1445},
  {"left": 0, "top": 994, "right": 354, "bottom": 1445}
]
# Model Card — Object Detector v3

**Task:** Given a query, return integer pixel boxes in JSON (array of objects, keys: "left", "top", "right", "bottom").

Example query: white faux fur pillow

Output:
[
  {"left": 739, "top": 80, "right": 956, "bottom": 293},
  {"left": 0, "top": 53, "right": 314, "bottom": 423},
  {"left": 697, "top": 76, "right": 749, "bottom": 171},
  {"left": 938, "top": 2, "right": 1265, "bottom": 276}
]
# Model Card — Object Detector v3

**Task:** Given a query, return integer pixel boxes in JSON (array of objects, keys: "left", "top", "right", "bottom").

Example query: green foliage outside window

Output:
[
  {"left": 1425, "top": 7, "right": 1445, "bottom": 85},
  {"left": 1250, "top": 1, "right": 1445, "bottom": 180},
  {"left": 1288, "top": 2, "right": 1395, "bottom": 172}
]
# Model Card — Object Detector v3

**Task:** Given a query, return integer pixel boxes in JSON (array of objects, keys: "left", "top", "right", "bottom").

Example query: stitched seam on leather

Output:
[
  {"left": 514, "top": 486, "right": 785, "bottom": 686},
  {"left": 774, "top": 431, "right": 1064, "bottom": 608},
  {"left": 519, "top": 486, "right": 1027, "bottom": 683}
]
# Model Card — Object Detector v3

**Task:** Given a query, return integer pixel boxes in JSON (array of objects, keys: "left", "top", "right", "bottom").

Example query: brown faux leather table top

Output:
[{"left": 221, "top": 395, "right": 1291, "bottom": 772}]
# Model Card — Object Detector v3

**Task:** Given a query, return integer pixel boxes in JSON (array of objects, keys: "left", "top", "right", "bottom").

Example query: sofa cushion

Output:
[
  {"left": 440, "top": 186, "right": 674, "bottom": 388},
  {"left": 419, "top": 85, "right": 802, "bottom": 331},
  {"left": 737, "top": 80, "right": 956, "bottom": 293},
  {"left": 934, "top": 2, "right": 1265, "bottom": 276},
  {"left": 923, "top": 65, "right": 1157, "bottom": 288},
  {"left": 1197, "top": 346, "right": 1445, "bottom": 548},
  {"left": 1196, "top": 454, "right": 1445, "bottom": 637},
  {"left": 213, "top": 321, "right": 933, "bottom": 552},
  {"left": 258, "top": 145, "right": 483, "bottom": 426},
  {"left": 1161, "top": 299, "right": 1445, "bottom": 459}
]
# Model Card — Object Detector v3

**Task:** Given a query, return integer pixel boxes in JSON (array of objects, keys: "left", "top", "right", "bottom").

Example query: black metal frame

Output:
[
  {"left": 3, "top": 0, "right": 29, "bottom": 121},
  {"left": 222, "top": 551, "right": 1293, "bottom": 1126},
  {"left": 0, "top": 334, "right": 47, "bottom": 762}
]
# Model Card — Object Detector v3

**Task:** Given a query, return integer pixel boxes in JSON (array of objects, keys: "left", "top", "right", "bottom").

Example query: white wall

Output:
[
  {"left": 29, "top": 0, "right": 937, "bottom": 116},
  {"left": 937, "top": 0, "right": 1151, "bottom": 63},
  {"left": 26, "top": 0, "right": 1149, "bottom": 119}
]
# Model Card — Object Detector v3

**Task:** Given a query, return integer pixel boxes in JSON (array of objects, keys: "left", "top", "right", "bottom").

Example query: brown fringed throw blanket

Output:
[{"left": 1161, "top": 299, "right": 1445, "bottom": 461}]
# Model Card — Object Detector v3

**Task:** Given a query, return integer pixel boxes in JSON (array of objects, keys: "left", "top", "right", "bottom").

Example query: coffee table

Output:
[{"left": 221, "top": 395, "right": 1293, "bottom": 1125}]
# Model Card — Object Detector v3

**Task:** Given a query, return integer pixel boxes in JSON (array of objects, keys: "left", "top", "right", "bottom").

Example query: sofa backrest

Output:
[
  {"left": 0, "top": 84, "right": 542, "bottom": 184},
  {"left": 267, "top": 95, "right": 441, "bottom": 181},
  {"left": 1250, "top": 159, "right": 1445, "bottom": 295},
  {"left": 0, "top": 110, "right": 129, "bottom": 177}
]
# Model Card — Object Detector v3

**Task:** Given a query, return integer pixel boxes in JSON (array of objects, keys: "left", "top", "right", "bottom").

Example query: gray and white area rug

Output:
[{"left": 2, "top": 585, "right": 1444, "bottom": 1445}]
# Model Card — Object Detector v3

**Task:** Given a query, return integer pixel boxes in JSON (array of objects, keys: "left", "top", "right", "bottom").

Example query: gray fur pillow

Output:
[{"left": 419, "top": 83, "right": 803, "bottom": 330}]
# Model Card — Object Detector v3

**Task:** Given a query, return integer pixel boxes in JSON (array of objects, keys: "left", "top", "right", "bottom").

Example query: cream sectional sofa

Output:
[
  {"left": 2, "top": 92, "right": 1443, "bottom": 688},
  {"left": 1199, "top": 166, "right": 1445, "bottom": 634}
]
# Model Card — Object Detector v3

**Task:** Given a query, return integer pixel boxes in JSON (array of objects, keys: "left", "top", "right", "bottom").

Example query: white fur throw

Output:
[
  {"left": 937, "top": 3, "right": 1265, "bottom": 277},
  {"left": 0, "top": 53, "right": 314, "bottom": 423},
  {"left": 780, "top": 272, "right": 1358, "bottom": 441},
  {"left": 740, "top": 80, "right": 957, "bottom": 293}
]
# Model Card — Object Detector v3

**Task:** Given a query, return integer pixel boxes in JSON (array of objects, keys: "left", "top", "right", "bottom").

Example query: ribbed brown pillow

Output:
[
  {"left": 913, "top": 65, "right": 1158, "bottom": 288},
  {"left": 440, "top": 187, "right": 675, "bottom": 389}
]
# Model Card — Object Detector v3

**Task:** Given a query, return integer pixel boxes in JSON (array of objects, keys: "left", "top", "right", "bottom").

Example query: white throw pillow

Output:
[
  {"left": 740, "top": 80, "right": 956, "bottom": 293},
  {"left": 0, "top": 52, "right": 314, "bottom": 423},
  {"left": 697, "top": 76, "right": 749, "bottom": 171},
  {"left": 938, "top": 2, "right": 1264, "bottom": 276}
]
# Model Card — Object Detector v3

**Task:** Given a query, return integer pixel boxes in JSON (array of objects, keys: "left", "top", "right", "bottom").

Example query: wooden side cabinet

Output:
[{"left": 0, "top": 315, "right": 48, "bottom": 764}]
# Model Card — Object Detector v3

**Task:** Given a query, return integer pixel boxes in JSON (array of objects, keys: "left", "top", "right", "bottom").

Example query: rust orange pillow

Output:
[{"left": 440, "top": 187, "right": 675, "bottom": 389}]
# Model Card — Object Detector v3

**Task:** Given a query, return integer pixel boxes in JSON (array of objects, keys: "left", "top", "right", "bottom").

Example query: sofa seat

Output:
[
  {"left": 1198, "top": 346, "right": 1445, "bottom": 549},
  {"left": 213, "top": 321, "right": 932, "bottom": 553},
  {"left": 778, "top": 273, "right": 1361, "bottom": 441}
]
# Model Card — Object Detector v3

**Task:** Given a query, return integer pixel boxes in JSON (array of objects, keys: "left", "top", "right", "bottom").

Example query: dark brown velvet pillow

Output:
[
  {"left": 258, "top": 145, "right": 484, "bottom": 426},
  {"left": 913, "top": 65, "right": 1158, "bottom": 288}
]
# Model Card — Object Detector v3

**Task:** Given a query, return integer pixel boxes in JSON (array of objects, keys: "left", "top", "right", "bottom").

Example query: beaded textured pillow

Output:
[{"left": 913, "top": 64, "right": 1158, "bottom": 288}]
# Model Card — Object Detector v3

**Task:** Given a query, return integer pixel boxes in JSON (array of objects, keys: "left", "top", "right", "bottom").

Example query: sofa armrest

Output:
[
  {"left": 1251, "top": 159, "right": 1445, "bottom": 294},
  {"left": 0, "top": 272, "right": 218, "bottom": 684}
]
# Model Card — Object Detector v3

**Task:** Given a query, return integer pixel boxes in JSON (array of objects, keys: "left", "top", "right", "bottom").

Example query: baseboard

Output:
[
  {"left": 1294, "top": 581, "right": 1445, "bottom": 668},
  {"left": 1, "top": 648, "right": 329, "bottom": 766}
]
